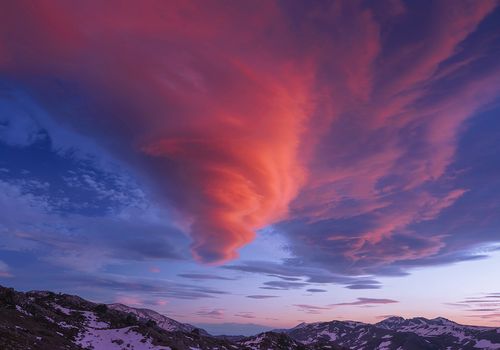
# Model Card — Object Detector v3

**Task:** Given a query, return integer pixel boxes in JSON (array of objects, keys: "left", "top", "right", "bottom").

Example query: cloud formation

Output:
[
  {"left": 447, "top": 293, "right": 500, "bottom": 324},
  {"left": 0, "top": 0, "right": 313, "bottom": 264},
  {"left": 177, "top": 273, "right": 236, "bottom": 281},
  {"left": 1, "top": 0, "right": 500, "bottom": 278},
  {"left": 246, "top": 295, "right": 279, "bottom": 300},
  {"left": 294, "top": 304, "right": 331, "bottom": 315},
  {"left": 0, "top": 260, "right": 12, "bottom": 278},
  {"left": 234, "top": 312, "right": 256, "bottom": 319},
  {"left": 224, "top": 260, "right": 383, "bottom": 289},
  {"left": 294, "top": 298, "right": 398, "bottom": 314},
  {"left": 330, "top": 298, "right": 398, "bottom": 307},
  {"left": 196, "top": 308, "right": 225, "bottom": 319}
]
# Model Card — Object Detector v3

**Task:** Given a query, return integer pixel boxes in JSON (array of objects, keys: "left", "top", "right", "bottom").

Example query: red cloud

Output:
[{"left": 0, "top": 1, "right": 315, "bottom": 263}]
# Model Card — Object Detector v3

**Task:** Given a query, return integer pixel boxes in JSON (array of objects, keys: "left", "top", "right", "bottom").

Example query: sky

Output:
[{"left": 0, "top": 0, "right": 500, "bottom": 336}]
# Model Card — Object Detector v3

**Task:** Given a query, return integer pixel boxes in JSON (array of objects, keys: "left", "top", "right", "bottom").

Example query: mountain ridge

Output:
[{"left": 1, "top": 284, "right": 499, "bottom": 349}]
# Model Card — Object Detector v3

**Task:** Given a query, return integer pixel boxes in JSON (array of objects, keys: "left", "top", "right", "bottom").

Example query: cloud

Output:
[
  {"left": 330, "top": 298, "right": 399, "bottom": 307},
  {"left": 0, "top": 260, "right": 13, "bottom": 278},
  {"left": 306, "top": 289, "right": 327, "bottom": 293},
  {"left": 294, "top": 297, "right": 398, "bottom": 314},
  {"left": 224, "top": 260, "right": 382, "bottom": 288},
  {"left": 447, "top": 293, "right": 500, "bottom": 323},
  {"left": 196, "top": 308, "right": 224, "bottom": 319},
  {"left": 266, "top": 274, "right": 303, "bottom": 282},
  {"left": 0, "top": 98, "right": 45, "bottom": 147},
  {"left": 114, "top": 295, "right": 143, "bottom": 306},
  {"left": 294, "top": 304, "right": 330, "bottom": 314},
  {"left": 0, "top": 1, "right": 314, "bottom": 264},
  {"left": 278, "top": 1, "right": 500, "bottom": 276},
  {"left": 177, "top": 273, "right": 236, "bottom": 281},
  {"left": 0, "top": 176, "right": 188, "bottom": 272},
  {"left": 61, "top": 273, "right": 229, "bottom": 301},
  {"left": 0, "top": 0, "right": 499, "bottom": 278},
  {"left": 234, "top": 312, "right": 256, "bottom": 319},
  {"left": 246, "top": 295, "right": 279, "bottom": 299},
  {"left": 260, "top": 280, "right": 309, "bottom": 291},
  {"left": 345, "top": 280, "right": 382, "bottom": 290}
]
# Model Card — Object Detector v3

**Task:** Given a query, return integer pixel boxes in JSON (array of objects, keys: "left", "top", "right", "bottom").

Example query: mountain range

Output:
[{"left": 1, "top": 284, "right": 499, "bottom": 349}]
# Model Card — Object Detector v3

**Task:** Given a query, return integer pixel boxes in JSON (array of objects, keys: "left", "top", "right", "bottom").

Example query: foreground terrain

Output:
[{"left": 1, "top": 285, "right": 499, "bottom": 349}]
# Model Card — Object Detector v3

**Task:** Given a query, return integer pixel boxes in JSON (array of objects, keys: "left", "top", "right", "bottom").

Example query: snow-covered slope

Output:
[{"left": 237, "top": 332, "right": 308, "bottom": 350}]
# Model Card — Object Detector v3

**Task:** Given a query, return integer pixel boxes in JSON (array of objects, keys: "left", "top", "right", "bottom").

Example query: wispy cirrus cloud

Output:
[
  {"left": 294, "top": 297, "right": 398, "bottom": 314},
  {"left": 196, "top": 308, "right": 225, "bottom": 319},
  {"left": 306, "top": 289, "right": 327, "bottom": 293},
  {"left": 177, "top": 273, "right": 236, "bottom": 281},
  {"left": 246, "top": 295, "right": 279, "bottom": 300},
  {"left": 330, "top": 298, "right": 398, "bottom": 307},
  {"left": 224, "top": 260, "right": 381, "bottom": 289},
  {"left": 447, "top": 293, "right": 500, "bottom": 324},
  {"left": 261, "top": 280, "right": 310, "bottom": 291},
  {"left": 234, "top": 312, "right": 256, "bottom": 319},
  {"left": 294, "top": 304, "right": 331, "bottom": 314}
]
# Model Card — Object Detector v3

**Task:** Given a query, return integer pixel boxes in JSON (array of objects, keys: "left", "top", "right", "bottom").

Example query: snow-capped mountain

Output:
[
  {"left": 1, "top": 284, "right": 499, "bottom": 350},
  {"left": 284, "top": 317, "right": 500, "bottom": 349},
  {"left": 373, "top": 316, "right": 500, "bottom": 349}
]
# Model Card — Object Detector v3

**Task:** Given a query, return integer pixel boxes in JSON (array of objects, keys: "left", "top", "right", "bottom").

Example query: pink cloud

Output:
[
  {"left": 115, "top": 295, "right": 143, "bottom": 306},
  {"left": 196, "top": 308, "right": 224, "bottom": 319},
  {"left": 0, "top": 261, "right": 12, "bottom": 278}
]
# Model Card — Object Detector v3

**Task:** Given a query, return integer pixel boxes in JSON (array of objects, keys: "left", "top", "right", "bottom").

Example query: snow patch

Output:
[
  {"left": 52, "top": 303, "right": 73, "bottom": 315},
  {"left": 76, "top": 326, "right": 172, "bottom": 350},
  {"left": 377, "top": 340, "right": 392, "bottom": 350},
  {"left": 81, "top": 311, "right": 109, "bottom": 328},
  {"left": 15, "top": 305, "right": 31, "bottom": 316}
]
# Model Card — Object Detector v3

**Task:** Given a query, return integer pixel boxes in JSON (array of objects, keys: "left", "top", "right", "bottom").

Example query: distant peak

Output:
[
  {"left": 292, "top": 322, "right": 307, "bottom": 329},
  {"left": 384, "top": 316, "right": 405, "bottom": 321},
  {"left": 375, "top": 316, "right": 406, "bottom": 330},
  {"left": 378, "top": 316, "right": 406, "bottom": 324},
  {"left": 431, "top": 317, "right": 456, "bottom": 325}
]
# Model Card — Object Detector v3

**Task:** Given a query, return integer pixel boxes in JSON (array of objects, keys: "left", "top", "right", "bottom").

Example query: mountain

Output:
[
  {"left": 238, "top": 331, "right": 310, "bottom": 350},
  {"left": 283, "top": 317, "right": 500, "bottom": 349},
  {"left": 108, "top": 303, "right": 206, "bottom": 334},
  {"left": 1, "top": 284, "right": 499, "bottom": 350},
  {"left": 0, "top": 285, "right": 234, "bottom": 350},
  {"left": 197, "top": 322, "right": 273, "bottom": 336}
]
